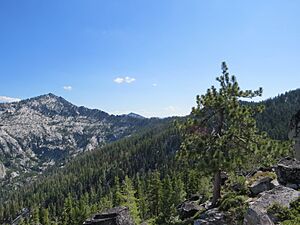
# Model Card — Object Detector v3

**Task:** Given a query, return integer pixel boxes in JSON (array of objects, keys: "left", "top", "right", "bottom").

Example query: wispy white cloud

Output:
[
  {"left": 152, "top": 83, "right": 157, "bottom": 87},
  {"left": 164, "top": 105, "right": 176, "bottom": 112},
  {"left": 0, "top": 96, "right": 21, "bottom": 103},
  {"left": 114, "top": 78, "right": 124, "bottom": 84},
  {"left": 63, "top": 86, "right": 73, "bottom": 91},
  {"left": 113, "top": 76, "right": 136, "bottom": 84}
]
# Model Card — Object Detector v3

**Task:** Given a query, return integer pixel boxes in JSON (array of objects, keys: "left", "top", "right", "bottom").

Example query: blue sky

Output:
[{"left": 0, "top": 0, "right": 299, "bottom": 117}]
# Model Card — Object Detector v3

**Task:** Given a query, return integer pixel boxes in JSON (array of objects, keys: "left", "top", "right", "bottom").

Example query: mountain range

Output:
[{"left": 0, "top": 93, "right": 159, "bottom": 185}]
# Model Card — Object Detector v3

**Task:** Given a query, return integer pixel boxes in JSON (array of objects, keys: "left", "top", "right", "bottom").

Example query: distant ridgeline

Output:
[{"left": 249, "top": 88, "right": 300, "bottom": 140}]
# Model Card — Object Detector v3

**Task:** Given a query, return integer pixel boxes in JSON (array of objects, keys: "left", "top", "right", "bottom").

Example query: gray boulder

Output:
[
  {"left": 244, "top": 186, "right": 300, "bottom": 225},
  {"left": 249, "top": 177, "right": 275, "bottom": 196},
  {"left": 83, "top": 206, "right": 134, "bottom": 225},
  {"left": 194, "top": 208, "right": 228, "bottom": 225},
  {"left": 177, "top": 201, "right": 204, "bottom": 220},
  {"left": 276, "top": 157, "right": 300, "bottom": 188}
]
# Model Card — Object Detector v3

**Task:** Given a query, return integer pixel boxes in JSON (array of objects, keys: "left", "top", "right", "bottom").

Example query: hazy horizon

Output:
[{"left": 0, "top": 87, "right": 299, "bottom": 119}]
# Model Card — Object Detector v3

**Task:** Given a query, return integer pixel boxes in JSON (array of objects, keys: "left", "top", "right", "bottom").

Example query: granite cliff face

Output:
[{"left": 0, "top": 93, "right": 152, "bottom": 182}]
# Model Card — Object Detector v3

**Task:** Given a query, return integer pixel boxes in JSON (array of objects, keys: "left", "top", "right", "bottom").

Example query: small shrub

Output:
[
  {"left": 267, "top": 203, "right": 292, "bottom": 221},
  {"left": 282, "top": 218, "right": 300, "bottom": 225},
  {"left": 146, "top": 217, "right": 157, "bottom": 225},
  {"left": 289, "top": 197, "right": 300, "bottom": 215},
  {"left": 267, "top": 198, "right": 300, "bottom": 224},
  {"left": 227, "top": 174, "right": 249, "bottom": 195},
  {"left": 220, "top": 193, "right": 247, "bottom": 211},
  {"left": 219, "top": 192, "right": 248, "bottom": 224}
]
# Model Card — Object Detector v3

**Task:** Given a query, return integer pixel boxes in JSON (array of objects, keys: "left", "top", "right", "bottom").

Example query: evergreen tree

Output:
[
  {"left": 98, "top": 195, "right": 113, "bottom": 212},
  {"left": 147, "top": 171, "right": 162, "bottom": 217},
  {"left": 18, "top": 218, "right": 25, "bottom": 225},
  {"left": 159, "top": 175, "right": 175, "bottom": 224},
  {"left": 76, "top": 193, "right": 90, "bottom": 224},
  {"left": 186, "top": 169, "right": 199, "bottom": 196},
  {"left": 32, "top": 206, "right": 40, "bottom": 225},
  {"left": 179, "top": 62, "right": 287, "bottom": 206},
  {"left": 120, "top": 176, "right": 141, "bottom": 224},
  {"left": 61, "top": 194, "right": 75, "bottom": 225},
  {"left": 136, "top": 174, "right": 148, "bottom": 221},
  {"left": 40, "top": 208, "right": 50, "bottom": 225},
  {"left": 113, "top": 176, "right": 122, "bottom": 207},
  {"left": 172, "top": 175, "right": 186, "bottom": 206}
]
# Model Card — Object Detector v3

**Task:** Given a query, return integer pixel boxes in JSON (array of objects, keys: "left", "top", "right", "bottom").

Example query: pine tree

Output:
[
  {"left": 61, "top": 194, "right": 75, "bottom": 225},
  {"left": 40, "top": 208, "right": 50, "bottom": 225},
  {"left": 159, "top": 175, "right": 175, "bottom": 224},
  {"left": 76, "top": 193, "right": 90, "bottom": 224},
  {"left": 32, "top": 206, "right": 40, "bottom": 225},
  {"left": 136, "top": 174, "right": 148, "bottom": 221},
  {"left": 186, "top": 169, "right": 199, "bottom": 196},
  {"left": 179, "top": 62, "right": 285, "bottom": 206},
  {"left": 172, "top": 175, "right": 186, "bottom": 206},
  {"left": 18, "top": 218, "right": 25, "bottom": 225},
  {"left": 113, "top": 176, "right": 122, "bottom": 206},
  {"left": 147, "top": 171, "right": 162, "bottom": 217},
  {"left": 98, "top": 195, "right": 113, "bottom": 211},
  {"left": 120, "top": 176, "right": 141, "bottom": 224}
]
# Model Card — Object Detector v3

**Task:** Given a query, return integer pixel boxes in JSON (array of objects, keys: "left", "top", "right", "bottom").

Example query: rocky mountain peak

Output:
[
  {"left": 127, "top": 112, "right": 145, "bottom": 119},
  {"left": 16, "top": 93, "right": 77, "bottom": 116},
  {"left": 30, "top": 93, "right": 67, "bottom": 106},
  {"left": 33, "top": 92, "right": 60, "bottom": 100}
]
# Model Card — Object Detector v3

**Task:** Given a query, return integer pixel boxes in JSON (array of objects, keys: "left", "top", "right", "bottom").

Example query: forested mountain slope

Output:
[
  {"left": 0, "top": 121, "right": 181, "bottom": 224},
  {"left": 253, "top": 88, "right": 300, "bottom": 140}
]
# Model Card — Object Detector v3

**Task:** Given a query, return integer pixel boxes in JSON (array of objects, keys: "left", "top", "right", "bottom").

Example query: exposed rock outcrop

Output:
[
  {"left": 177, "top": 201, "right": 204, "bottom": 220},
  {"left": 276, "top": 157, "right": 300, "bottom": 189},
  {"left": 243, "top": 186, "right": 300, "bottom": 225},
  {"left": 249, "top": 177, "right": 275, "bottom": 196},
  {"left": 83, "top": 206, "right": 134, "bottom": 225},
  {"left": 194, "top": 208, "right": 228, "bottom": 225}
]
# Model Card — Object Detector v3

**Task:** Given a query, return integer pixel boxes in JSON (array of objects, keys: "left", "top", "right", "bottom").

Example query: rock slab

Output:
[
  {"left": 276, "top": 157, "right": 300, "bottom": 188},
  {"left": 83, "top": 206, "right": 134, "bottom": 225},
  {"left": 194, "top": 208, "right": 228, "bottom": 225},
  {"left": 250, "top": 177, "right": 275, "bottom": 196},
  {"left": 177, "top": 201, "right": 203, "bottom": 220},
  {"left": 244, "top": 186, "right": 300, "bottom": 225}
]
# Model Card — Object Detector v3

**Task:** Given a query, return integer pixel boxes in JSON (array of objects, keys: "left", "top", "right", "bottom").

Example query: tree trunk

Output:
[
  {"left": 211, "top": 169, "right": 221, "bottom": 207},
  {"left": 211, "top": 109, "right": 224, "bottom": 208}
]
